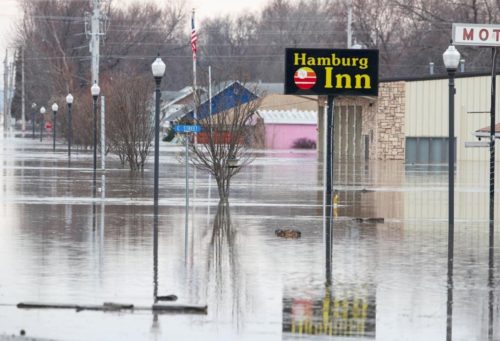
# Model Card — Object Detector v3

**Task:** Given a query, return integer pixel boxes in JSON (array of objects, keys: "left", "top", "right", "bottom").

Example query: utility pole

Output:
[
  {"left": 90, "top": 0, "right": 100, "bottom": 85},
  {"left": 347, "top": 6, "right": 352, "bottom": 48},
  {"left": 101, "top": 96, "right": 105, "bottom": 170},
  {"left": 3, "top": 50, "right": 8, "bottom": 131},
  {"left": 8, "top": 53, "right": 16, "bottom": 133},
  {"left": 86, "top": 0, "right": 107, "bottom": 169},
  {"left": 21, "top": 47, "right": 25, "bottom": 131}
]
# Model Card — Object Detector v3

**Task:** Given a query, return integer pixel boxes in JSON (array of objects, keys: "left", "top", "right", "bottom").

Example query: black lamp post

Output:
[
  {"left": 31, "top": 103, "right": 36, "bottom": 139},
  {"left": 443, "top": 44, "right": 460, "bottom": 248},
  {"left": 91, "top": 82, "right": 100, "bottom": 187},
  {"left": 151, "top": 54, "right": 166, "bottom": 208},
  {"left": 66, "top": 93, "right": 73, "bottom": 159},
  {"left": 443, "top": 42, "right": 460, "bottom": 341},
  {"left": 39, "top": 106, "right": 46, "bottom": 142},
  {"left": 52, "top": 102, "right": 58, "bottom": 151}
]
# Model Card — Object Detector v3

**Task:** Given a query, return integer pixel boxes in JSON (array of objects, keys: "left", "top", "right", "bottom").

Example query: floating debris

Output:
[
  {"left": 352, "top": 217, "right": 384, "bottom": 224},
  {"left": 17, "top": 302, "right": 207, "bottom": 314},
  {"left": 156, "top": 295, "right": 178, "bottom": 301},
  {"left": 275, "top": 229, "right": 301, "bottom": 238}
]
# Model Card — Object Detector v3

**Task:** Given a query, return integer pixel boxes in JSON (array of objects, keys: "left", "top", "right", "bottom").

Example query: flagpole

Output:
[
  {"left": 192, "top": 8, "right": 198, "bottom": 145},
  {"left": 190, "top": 9, "right": 198, "bottom": 260}
]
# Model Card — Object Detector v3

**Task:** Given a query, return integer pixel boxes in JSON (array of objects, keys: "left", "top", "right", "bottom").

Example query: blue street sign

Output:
[{"left": 174, "top": 124, "right": 201, "bottom": 133}]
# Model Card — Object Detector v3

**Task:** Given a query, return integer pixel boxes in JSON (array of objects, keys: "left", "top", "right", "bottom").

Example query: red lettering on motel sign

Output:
[{"left": 453, "top": 23, "right": 500, "bottom": 46}]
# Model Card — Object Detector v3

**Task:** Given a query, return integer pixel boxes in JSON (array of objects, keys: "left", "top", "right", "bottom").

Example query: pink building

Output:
[{"left": 257, "top": 110, "right": 317, "bottom": 150}]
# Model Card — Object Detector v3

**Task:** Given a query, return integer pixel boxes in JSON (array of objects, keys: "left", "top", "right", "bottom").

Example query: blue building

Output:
[{"left": 167, "top": 81, "right": 260, "bottom": 122}]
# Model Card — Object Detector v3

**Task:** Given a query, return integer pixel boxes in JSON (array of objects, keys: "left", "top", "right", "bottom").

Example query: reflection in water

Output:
[
  {"left": 2, "top": 137, "right": 500, "bottom": 340},
  {"left": 488, "top": 220, "right": 495, "bottom": 341},
  {"left": 151, "top": 210, "right": 161, "bottom": 339},
  {"left": 150, "top": 312, "right": 161, "bottom": 341},
  {"left": 153, "top": 204, "right": 159, "bottom": 304},
  {"left": 207, "top": 202, "right": 243, "bottom": 328},
  {"left": 282, "top": 283, "right": 376, "bottom": 338},
  {"left": 446, "top": 226, "right": 454, "bottom": 341},
  {"left": 152, "top": 196, "right": 160, "bottom": 338}
]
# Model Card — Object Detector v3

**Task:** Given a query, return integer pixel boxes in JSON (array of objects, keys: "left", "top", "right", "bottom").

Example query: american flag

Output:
[{"left": 191, "top": 12, "right": 197, "bottom": 59}]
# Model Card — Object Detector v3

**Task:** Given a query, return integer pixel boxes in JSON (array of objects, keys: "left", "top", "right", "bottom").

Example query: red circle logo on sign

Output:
[{"left": 293, "top": 67, "right": 316, "bottom": 90}]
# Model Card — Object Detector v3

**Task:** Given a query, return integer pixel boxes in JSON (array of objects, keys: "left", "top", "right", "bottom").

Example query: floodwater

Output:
[{"left": 0, "top": 131, "right": 498, "bottom": 341}]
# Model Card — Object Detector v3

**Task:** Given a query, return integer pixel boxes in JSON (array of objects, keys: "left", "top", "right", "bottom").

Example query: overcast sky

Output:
[{"left": 0, "top": 0, "right": 271, "bottom": 91}]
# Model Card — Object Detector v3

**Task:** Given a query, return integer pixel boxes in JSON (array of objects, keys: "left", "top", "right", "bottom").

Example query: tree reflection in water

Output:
[{"left": 207, "top": 201, "right": 245, "bottom": 331}]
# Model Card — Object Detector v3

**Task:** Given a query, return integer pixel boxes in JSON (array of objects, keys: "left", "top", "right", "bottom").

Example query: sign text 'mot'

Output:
[
  {"left": 284, "top": 48, "right": 379, "bottom": 96},
  {"left": 453, "top": 23, "right": 500, "bottom": 46}
]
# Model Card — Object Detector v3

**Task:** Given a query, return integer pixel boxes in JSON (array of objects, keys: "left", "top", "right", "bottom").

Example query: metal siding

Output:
[
  {"left": 405, "top": 75, "right": 500, "bottom": 161},
  {"left": 406, "top": 79, "right": 447, "bottom": 137},
  {"left": 456, "top": 76, "right": 491, "bottom": 161}
]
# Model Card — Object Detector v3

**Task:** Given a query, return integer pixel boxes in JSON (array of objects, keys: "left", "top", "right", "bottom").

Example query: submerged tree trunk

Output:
[{"left": 215, "top": 171, "right": 231, "bottom": 202}]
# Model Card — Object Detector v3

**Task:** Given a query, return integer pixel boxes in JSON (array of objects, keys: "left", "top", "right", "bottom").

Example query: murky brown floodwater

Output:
[{"left": 0, "top": 132, "right": 498, "bottom": 341}]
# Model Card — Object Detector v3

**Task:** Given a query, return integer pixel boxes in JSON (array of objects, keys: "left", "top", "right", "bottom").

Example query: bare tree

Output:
[
  {"left": 12, "top": 0, "right": 189, "bottom": 125},
  {"left": 188, "top": 87, "right": 261, "bottom": 202},
  {"left": 105, "top": 72, "right": 154, "bottom": 170},
  {"left": 390, "top": 0, "right": 500, "bottom": 73}
]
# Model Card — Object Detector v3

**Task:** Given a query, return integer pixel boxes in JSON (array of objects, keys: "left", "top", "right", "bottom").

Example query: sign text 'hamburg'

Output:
[{"left": 284, "top": 48, "right": 379, "bottom": 96}]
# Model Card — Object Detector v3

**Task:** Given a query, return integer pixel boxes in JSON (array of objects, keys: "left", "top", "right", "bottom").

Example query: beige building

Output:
[{"left": 326, "top": 73, "right": 500, "bottom": 162}]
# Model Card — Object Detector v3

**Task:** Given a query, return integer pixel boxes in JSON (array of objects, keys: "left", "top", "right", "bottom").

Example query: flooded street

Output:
[{"left": 0, "top": 133, "right": 498, "bottom": 341}]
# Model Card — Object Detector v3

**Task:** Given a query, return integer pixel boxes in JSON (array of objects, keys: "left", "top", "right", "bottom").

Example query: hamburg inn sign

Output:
[{"left": 284, "top": 48, "right": 379, "bottom": 96}]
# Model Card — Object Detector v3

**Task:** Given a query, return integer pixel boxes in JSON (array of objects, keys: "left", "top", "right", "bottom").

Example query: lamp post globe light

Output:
[
  {"left": 39, "top": 106, "right": 46, "bottom": 142},
  {"left": 66, "top": 93, "right": 74, "bottom": 159},
  {"left": 31, "top": 103, "right": 37, "bottom": 139},
  {"left": 151, "top": 55, "right": 166, "bottom": 209},
  {"left": 91, "top": 82, "right": 100, "bottom": 186},
  {"left": 52, "top": 102, "right": 58, "bottom": 151}
]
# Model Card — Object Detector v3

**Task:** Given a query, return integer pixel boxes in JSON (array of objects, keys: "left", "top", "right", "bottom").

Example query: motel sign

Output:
[
  {"left": 284, "top": 48, "right": 379, "bottom": 96},
  {"left": 453, "top": 23, "right": 500, "bottom": 46}
]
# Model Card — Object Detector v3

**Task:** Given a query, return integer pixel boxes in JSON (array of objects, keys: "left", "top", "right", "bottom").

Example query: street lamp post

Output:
[
  {"left": 443, "top": 43, "right": 460, "bottom": 341},
  {"left": 66, "top": 94, "right": 73, "bottom": 159},
  {"left": 151, "top": 55, "right": 166, "bottom": 209},
  {"left": 39, "top": 106, "right": 46, "bottom": 142},
  {"left": 52, "top": 103, "right": 58, "bottom": 151},
  {"left": 443, "top": 44, "right": 460, "bottom": 245},
  {"left": 91, "top": 82, "right": 100, "bottom": 187},
  {"left": 31, "top": 103, "right": 36, "bottom": 139}
]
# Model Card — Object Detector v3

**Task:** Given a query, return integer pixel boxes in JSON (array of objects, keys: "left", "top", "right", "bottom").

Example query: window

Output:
[{"left": 405, "top": 137, "right": 455, "bottom": 164}]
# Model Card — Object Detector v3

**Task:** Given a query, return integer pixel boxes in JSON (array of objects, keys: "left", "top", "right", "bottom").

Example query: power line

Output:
[{"left": 29, "top": 15, "right": 85, "bottom": 21}]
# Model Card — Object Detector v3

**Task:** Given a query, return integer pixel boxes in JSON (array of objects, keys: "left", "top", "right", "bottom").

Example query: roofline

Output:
[
  {"left": 381, "top": 71, "right": 500, "bottom": 83},
  {"left": 195, "top": 81, "right": 260, "bottom": 108}
]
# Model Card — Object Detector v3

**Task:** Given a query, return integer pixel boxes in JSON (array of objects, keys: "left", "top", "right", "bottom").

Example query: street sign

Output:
[
  {"left": 465, "top": 141, "right": 490, "bottom": 148},
  {"left": 453, "top": 23, "right": 500, "bottom": 47},
  {"left": 174, "top": 124, "right": 201, "bottom": 133}
]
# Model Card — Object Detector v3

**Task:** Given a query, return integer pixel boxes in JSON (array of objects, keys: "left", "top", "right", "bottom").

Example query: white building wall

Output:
[{"left": 405, "top": 75, "right": 500, "bottom": 161}]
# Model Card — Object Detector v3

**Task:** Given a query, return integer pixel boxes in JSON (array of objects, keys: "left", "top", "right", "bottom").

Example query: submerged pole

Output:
[{"left": 325, "top": 95, "right": 334, "bottom": 285}]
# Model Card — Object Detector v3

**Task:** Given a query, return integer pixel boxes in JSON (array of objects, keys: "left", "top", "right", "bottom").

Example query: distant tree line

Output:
[
  {"left": 11, "top": 0, "right": 188, "bottom": 169},
  {"left": 8, "top": 0, "right": 500, "bottom": 166},
  {"left": 199, "top": 0, "right": 500, "bottom": 84}
]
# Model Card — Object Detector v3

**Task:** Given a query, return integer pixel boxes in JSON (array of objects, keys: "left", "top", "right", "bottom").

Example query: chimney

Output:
[{"left": 459, "top": 59, "right": 465, "bottom": 72}]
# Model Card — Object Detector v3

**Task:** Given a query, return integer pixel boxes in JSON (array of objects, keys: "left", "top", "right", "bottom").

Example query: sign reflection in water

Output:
[{"left": 282, "top": 285, "right": 376, "bottom": 338}]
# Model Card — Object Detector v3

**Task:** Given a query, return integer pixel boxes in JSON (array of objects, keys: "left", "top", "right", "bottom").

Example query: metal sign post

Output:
[
  {"left": 173, "top": 124, "right": 202, "bottom": 261},
  {"left": 453, "top": 23, "right": 498, "bottom": 226},
  {"left": 325, "top": 95, "right": 334, "bottom": 285},
  {"left": 185, "top": 133, "right": 189, "bottom": 261},
  {"left": 453, "top": 25, "right": 497, "bottom": 341},
  {"left": 284, "top": 47, "right": 379, "bottom": 285}
]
